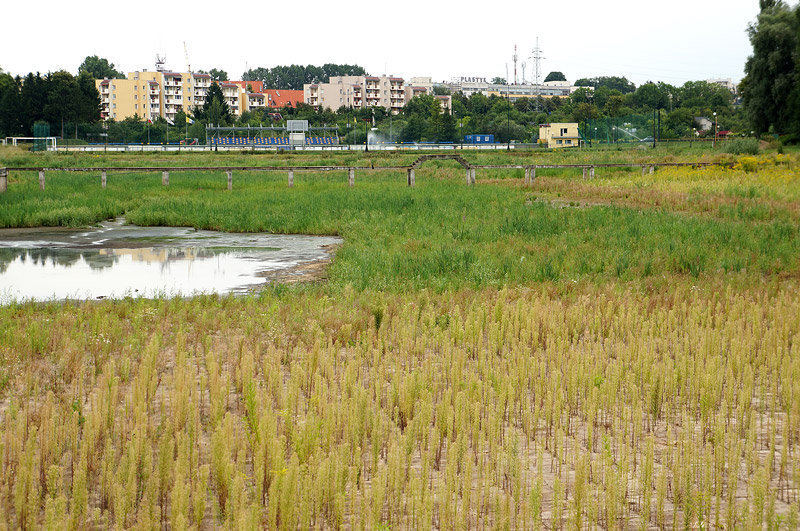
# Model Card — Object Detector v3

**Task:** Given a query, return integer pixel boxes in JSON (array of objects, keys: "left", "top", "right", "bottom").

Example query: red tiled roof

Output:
[
  {"left": 227, "top": 80, "right": 265, "bottom": 92},
  {"left": 262, "top": 89, "right": 304, "bottom": 108}
]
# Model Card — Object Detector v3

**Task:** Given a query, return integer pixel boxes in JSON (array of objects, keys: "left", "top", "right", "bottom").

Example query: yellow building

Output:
[
  {"left": 538, "top": 123, "right": 582, "bottom": 148},
  {"left": 96, "top": 70, "right": 222, "bottom": 123}
]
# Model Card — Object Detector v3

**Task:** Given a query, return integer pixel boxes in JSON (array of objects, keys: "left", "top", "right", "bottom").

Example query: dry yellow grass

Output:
[{"left": 1, "top": 282, "right": 798, "bottom": 528}]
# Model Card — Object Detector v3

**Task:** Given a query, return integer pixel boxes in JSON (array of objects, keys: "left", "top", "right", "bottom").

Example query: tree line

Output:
[
  {"left": 0, "top": 71, "right": 100, "bottom": 138},
  {"left": 740, "top": 0, "right": 800, "bottom": 140},
  {"left": 242, "top": 64, "right": 367, "bottom": 90}
]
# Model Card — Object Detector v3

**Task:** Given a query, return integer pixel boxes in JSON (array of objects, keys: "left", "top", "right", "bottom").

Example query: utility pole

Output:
[
  {"left": 506, "top": 64, "right": 511, "bottom": 151},
  {"left": 530, "top": 37, "right": 545, "bottom": 113}
]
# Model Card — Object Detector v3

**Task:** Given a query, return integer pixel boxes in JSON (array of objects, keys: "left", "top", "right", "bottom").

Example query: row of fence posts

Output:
[{"left": 0, "top": 165, "right": 661, "bottom": 193}]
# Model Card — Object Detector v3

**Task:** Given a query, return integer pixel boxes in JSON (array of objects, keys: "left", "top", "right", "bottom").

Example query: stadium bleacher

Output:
[{"left": 213, "top": 137, "right": 335, "bottom": 146}]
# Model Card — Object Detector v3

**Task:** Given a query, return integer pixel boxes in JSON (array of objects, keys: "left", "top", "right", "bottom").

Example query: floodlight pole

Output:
[
  {"left": 653, "top": 108, "right": 656, "bottom": 149},
  {"left": 364, "top": 118, "right": 368, "bottom": 153}
]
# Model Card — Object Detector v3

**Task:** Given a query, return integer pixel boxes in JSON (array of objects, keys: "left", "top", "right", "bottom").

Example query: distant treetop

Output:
[
  {"left": 543, "top": 71, "right": 566, "bottom": 83},
  {"left": 241, "top": 64, "right": 367, "bottom": 90},
  {"left": 78, "top": 55, "right": 125, "bottom": 79},
  {"left": 575, "top": 76, "right": 636, "bottom": 94}
]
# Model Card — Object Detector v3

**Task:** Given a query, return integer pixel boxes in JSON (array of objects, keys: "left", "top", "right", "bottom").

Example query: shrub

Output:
[{"left": 722, "top": 138, "right": 759, "bottom": 155}]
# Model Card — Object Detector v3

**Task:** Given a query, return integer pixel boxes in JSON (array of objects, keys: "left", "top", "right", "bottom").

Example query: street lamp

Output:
[
  {"left": 594, "top": 127, "right": 597, "bottom": 144},
  {"left": 612, "top": 126, "right": 616, "bottom": 144},
  {"left": 712, "top": 112, "right": 717, "bottom": 149}
]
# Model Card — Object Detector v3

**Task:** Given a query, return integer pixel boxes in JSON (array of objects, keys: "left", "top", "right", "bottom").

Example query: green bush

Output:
[{"left": 722, "top": 138, "right": 760, "bottom": 155}]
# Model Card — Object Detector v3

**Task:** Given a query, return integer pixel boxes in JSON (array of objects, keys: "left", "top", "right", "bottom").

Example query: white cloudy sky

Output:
[{"left": 2, "top": 0, "right": 765, "bottom": 86}]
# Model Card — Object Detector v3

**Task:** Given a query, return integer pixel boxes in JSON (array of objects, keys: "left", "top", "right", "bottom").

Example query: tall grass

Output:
[
  {"left": 0, "top": 284, "right": 798, "bottom": 527},
  {"left": 1, "top": 167, "right": 798, "bottom": 289}
]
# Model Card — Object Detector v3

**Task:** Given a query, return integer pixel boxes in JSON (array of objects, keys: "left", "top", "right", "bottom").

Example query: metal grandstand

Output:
[{"left": 205, "top": 122, "right": 340, "bottom": 148}]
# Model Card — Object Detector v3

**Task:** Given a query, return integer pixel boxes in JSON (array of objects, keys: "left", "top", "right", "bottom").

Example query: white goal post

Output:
[{"left": 3, "top": 137, "right": 58, "bottom": 149}]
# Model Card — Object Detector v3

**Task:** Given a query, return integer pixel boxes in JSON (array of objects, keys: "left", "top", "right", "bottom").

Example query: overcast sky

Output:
[{"left": 2, "top": 0, "right": 767, "bottom": 86}]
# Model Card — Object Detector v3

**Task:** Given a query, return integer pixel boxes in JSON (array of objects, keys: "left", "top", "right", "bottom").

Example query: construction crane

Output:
[{"left": 183, "top": 41, "right": 191, "bottom": 74}]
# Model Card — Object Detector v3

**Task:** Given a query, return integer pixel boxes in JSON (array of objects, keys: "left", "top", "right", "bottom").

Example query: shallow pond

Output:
[{"left": 0, "top": 220, "right": 341, "bottom": 302}]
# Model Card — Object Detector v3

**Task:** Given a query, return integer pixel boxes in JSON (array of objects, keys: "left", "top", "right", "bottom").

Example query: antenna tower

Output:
[
  {"left": 513, "top": 44, "right": 518, "bottom": 85},
  {"left": 529, "top": 37, "right": 545, "bottom": 111},
  {"left": 155, "top": 54, "right": 166, "bottom": 73},
  {"left": 521, "top": 62, "right": 527, "bottom": 85}
]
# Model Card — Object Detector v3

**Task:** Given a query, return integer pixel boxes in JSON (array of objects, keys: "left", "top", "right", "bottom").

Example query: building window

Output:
[
  {"left": 556, "top": 139, "right": 562, "bottom": 145},
  {"left": 560, "top": 128, "right": 568, "bottom": 136},
  {"left": 566, "top": 140, "right": 572, "bottom": 145}
]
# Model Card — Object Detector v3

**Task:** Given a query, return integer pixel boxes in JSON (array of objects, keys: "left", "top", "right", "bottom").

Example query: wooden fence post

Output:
[
  {"left": 590, "top": 166, "right": 595, "bottom": 179},
  {"left": 649, "top": 166, "right": 655, "bottom": 174},
  {"left": 162, "top": 171, "right": 169, "bottom": 186},
  {"left": 466, "top": 169, "right": 472, "bottom": 185},
  {"left": 288, "top": 170, "right": 294, "bottom": 188},
  {"left": 642, "top": 166, "right": 647, "bottom": 176},
  {"left": 531, "top": 167, "right": 536, "bottom": 183},
  {"left": 227, "top": 170, "right": 232, "bottom": 191},
  {"left": 524, "top": 168, "right": 530, "bottom": 185},
  {"left": 349, "top": 168, "right": 355, "bottom": 187},
  {"left": 0, "top": 168, "right": 7, "bottom": 193},
  {"left": 38, "top": 170, "right": 45, "bottom": 190},
  {"left": 407, "top": 168, "right": 415, "bottom": 187},
  {"left": 470, "top": 168, "right": 476, "bottom": 185},
  {"left": 101, "top": 171, "right": 107, "bottom": 189},
  {"left": 582, "top": 167, "right": 587, "bottom": 179}
]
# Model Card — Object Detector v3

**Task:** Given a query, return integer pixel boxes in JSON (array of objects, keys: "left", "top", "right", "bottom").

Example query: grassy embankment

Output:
[{"left": 0, "top": 147, "right": 799, "bottom": 528}]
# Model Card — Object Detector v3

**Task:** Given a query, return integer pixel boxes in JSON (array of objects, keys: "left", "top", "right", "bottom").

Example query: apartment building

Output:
[
  {"left": 96, "top": 70, "right": 214, "bottom": 122},
  {"left": 304, "top": 75, "right": 407, "bottom": 114}
]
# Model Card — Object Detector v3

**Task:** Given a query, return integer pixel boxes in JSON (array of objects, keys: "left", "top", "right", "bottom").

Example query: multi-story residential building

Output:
[
  {"left": 706, "top": 78, "right": 737, "bottom": 95},
  {"left": 304, "top": 75, "right": 407, "bottom": 114},
  {"left": 243, "top": 92, "right": 266, "bottom": 112},
  {"left": 218, "top": 83, "right": 242, "bottom": 116},
  {"left": 487, "top": 81, "right": 582, "bottom": 101},
  {"left": 96, "top": 70, "right": 214, "bottom": 122}
]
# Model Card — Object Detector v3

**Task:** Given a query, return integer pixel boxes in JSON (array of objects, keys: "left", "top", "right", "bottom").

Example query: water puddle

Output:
[{"left": 0, "top": 220, "right": 341, "bottom": 302}]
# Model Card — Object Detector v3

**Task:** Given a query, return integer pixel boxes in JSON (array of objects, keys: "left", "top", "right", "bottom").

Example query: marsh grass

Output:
[
  {"left": 1, "top": 284, "right": 799, "bottom": 528},
  {"left": 2, "top": 166, "right": 799, "bottom": 289},
  {"left": 2, "top": 149, "right": 800, "bottom": 528}
]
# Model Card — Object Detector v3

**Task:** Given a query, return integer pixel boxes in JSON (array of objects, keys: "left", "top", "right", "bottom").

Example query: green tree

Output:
[
  {"left": 575, "top": 76, "right": 636, "bottom": 94},
  {"left": 573, "top": 102, "right": 599, "bottom": 123},
  {"left": 75, "top": 71, "right": 101, "bottom": 124},
  {"left": 604, "top": 94, "right": 626, "bottom": 117},
  {"left": 439, "top": 110, "right": 457, "bottom": 142},
  {"left": 741, "top": 1, "right": 799, "bottom": 134},
  {"left": 196, "top": 82, "right": 231, "bottom": 125},
  {"left": 204, "top": 68, "right": 228, "bottom": 81},
  {"left": 78, "top": 55, "right": 124, "bottom": 79},
  {"left": 400, "top": 114, "right": 425, "bottom": 142},
  {"left": 491, "top": 77, "right": 507, "bottom": 85},
  {"left": 634, "top": 82, "right": 671, "bottom": 109},
  {"left": 0, "top": 76, "right": 21, "bottom": 136},
  {"left": 664, "top": 108, "right": 694, "bottom": 137},
  {"left": 544, "top": 71, "right": 567, "bottom": 83},
  {"left": 44, "top": 71, "right": 80, "bottom": 138},
  {"left": 242, "top": 64, "right": 367, "bottom": 90}
]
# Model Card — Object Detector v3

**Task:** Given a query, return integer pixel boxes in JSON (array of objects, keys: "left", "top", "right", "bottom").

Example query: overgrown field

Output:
[{"left": 1, "top": 149, "right": 799, "bottom": 528}]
